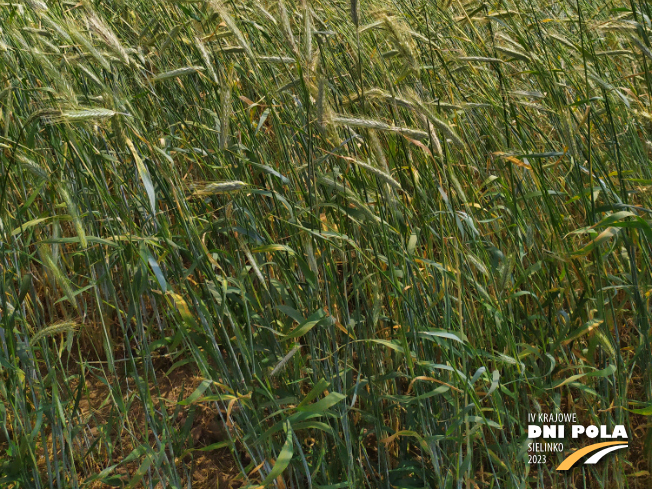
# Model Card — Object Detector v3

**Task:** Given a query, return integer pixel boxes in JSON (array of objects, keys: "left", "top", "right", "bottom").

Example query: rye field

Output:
[{"left": 1, "top": 0, "right": 652, "bottom": 487}]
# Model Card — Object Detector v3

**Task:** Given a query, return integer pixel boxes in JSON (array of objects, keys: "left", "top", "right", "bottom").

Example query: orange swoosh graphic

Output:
[{"left": 556, "top": 442, "right": 628, "bottom": 471}]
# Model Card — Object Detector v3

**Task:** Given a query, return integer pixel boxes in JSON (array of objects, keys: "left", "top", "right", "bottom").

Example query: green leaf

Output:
[
  {"left": 252, "top": 244, "right": 296, "bottom": 255},
  {"left": 470, "top": 367, "right": 486, "bottom": 385},
  {"left": 409, "top": 385, "right": 449, "bottom": 403},
  {"left": 126, "top": 452, "right": 153, "bottom": 488},
  {"left": 298, "top": 392, "right": 346, "bottom": 413},
  {"left": 465, "top": 416, "right": 502, "bottom": 429},
  {"left": 82, "top": 464, "right": 118, "bottom": 485},
  {"left": 276, "top": 305, "right": 305, "bottom": 324},
  {"left": 256, "top": 108, "right": 271, "bottom": 134},
  {"left": 164, "top": 358, "right": 193, "bottom": 377},
  {"left": 121, "top": 445, "right": 149, "bottom": 464},
  {"left": 291, "top": 421, "right": 335, "bottom": 436},
  {"left": 485, "top": 370, "right": 500, "bottom": 397},
  {"left": 38, "top": 236, "right": 120, "bottom": 248},
  {"left": 12, "top": 216, "right": 59, "bottom": 235},
  {"left": 260, "top": 423, "right": 294, "bottom": 487},
  {"left": 628, "top": 405, "right": 652, "bottom": 415},
  {"left": 551, "top": 364, "right": 617, "bottom": 389},
  {"left": 18, "top": 179, "right": 47, "bottom": 214},
  {"left": 187, "top": 440, "right": 233, "bottom": 452},
  {"left": 127, "top": 138, "right": 156, "bottom": 215},
  {"left": 594, "top": 211, "right": 637, "bottom": 227},
  {"left": 365, "top": 339, "right": 405, "bottom": 354},
  {"left": 146, "top": 252, "right": 167, "bottom": 293},
  {"left": 284, "top": 309, "right": 326, "bottom": 340},
  {"left": 296, "top": 379, "right": 330, "bottom": 409},
  {"left": 178, "top": 379, "right": 212, "bottom": 406},
  {"left": 418, "top": 330, "right": 466, "bottom": 343}
]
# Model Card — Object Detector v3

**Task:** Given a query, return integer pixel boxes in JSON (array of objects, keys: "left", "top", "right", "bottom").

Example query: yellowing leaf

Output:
[
  {"left": 562, "top": 319, "right": 603, "bottom": 345},
  {"left": 573, "top": 227, "right": 621, "bottom": 255},
  {"left": 252, "top": 244, "right": 296, "bottom": 255}
]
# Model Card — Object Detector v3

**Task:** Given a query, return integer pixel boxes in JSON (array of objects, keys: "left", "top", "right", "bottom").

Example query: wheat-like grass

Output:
[
  {"left": 87, "top": 13, "right": 130, "bottom": 65},
  {"left": 195, "top": 181, "right": 248, "bottom": 195},
  {"left": 3, "top": 1, "right": 651, "bottom": 488},
  {"left": 69, "top": 27, "right": 111, "bottom": 71},
  {"left": 151, "top": 66, "right": 205, "bottom": 81},
  {"left": 458, "top": 56, "right": 504, "bottom": 63},
  {"left": 494, "top": 46, "right": 530, "bottom": 62},
  {"left": 332, "top": 115, "right": 428, "bottom": 139},
  {"left": 277, "top": 0, "right": 296, "bottom": 51},
  {"left": 348, "top": 158, "right": 402, "bottom": 190},
  {"left": 258, "top": 55, "right": 295, "bottom": 64},
  {"left": 54, "top": 108, "right": 118, "bottom": 122},
  {"left": 270, "top": 345, "right": 301, "bottom": 376},
  {"left": 31, "top": 321, "right": 79, "bottom": 344},
  {"left": 195, "top": 36, "right": 219, "bottom": 83},
  {"left": 208, "top": 1, "right": 255, "bottom": 60}
]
